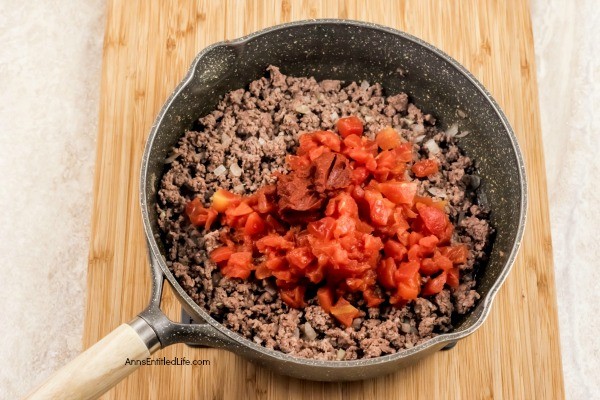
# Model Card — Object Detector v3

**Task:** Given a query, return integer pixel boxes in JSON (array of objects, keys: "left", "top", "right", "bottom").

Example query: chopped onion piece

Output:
[
  {"left": 455, "top": 130, "right": 470, "bottom": 138},
  {"left": 229, "top": 163, "right": 243, "bottom": 177},
  {"left": 364, "top": 115, "right": 373, "bottom": 122},
  {"left": 412, "top": 123, "right": 425, "bottom": 134},
  {"left": 213, "top": 165, "right": 226, "bottom": 177},
  {"left": 445, "top": 123, "right": 459, "bottom": 137},
  {"left": 258, "top": 137, "right": 266, "bottom": 146},
  {"left": 360, "top": 80, "right": 370, "bottom": 90},
  {"left": 457, "top": 109, "right": 468, "bottom": 119},
  {"left": 424, "top": 139, "right": 440, "bottom": 155},
  {"left": 336, "top": 349, "right": 346, "bottom": 361},
  {"left": 330, "top": 111, "right": 339, "bottom": 121},
  {"left": 221, "top": 134, "right": 232, "bottom": 148},
  {"left": 414, "top": 134, "right": 426, "bottom": 143},
  {"left": 303, "top": 322, "right": 317, "bottom": 341},
  {"left": 164, "top": 152, "right": 179, "bottom": 164},
  {"left": 295, "top": 105, "right": 311, "bottom": 114},
  {"left": 233, "top": 184, "right": 245, "bottom": 192},
  {"left": 427, "top": 187, "right": 447, "bottom": 198}
]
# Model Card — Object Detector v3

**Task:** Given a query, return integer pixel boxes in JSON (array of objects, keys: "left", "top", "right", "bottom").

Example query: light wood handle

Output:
[{"left": 25, "top": 324, "right": 151, "bottom": 400}]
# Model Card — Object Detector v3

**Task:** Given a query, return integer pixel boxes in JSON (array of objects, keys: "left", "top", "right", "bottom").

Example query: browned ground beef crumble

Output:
[{"left": 157, "top": 66, "right": 492, "bottom": 360}]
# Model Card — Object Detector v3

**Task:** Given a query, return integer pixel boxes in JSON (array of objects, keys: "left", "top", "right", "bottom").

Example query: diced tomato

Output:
[
  {"left": 337, "top": 116, "right": 364, "bottom": 138},
  {"left": 256, "top": 234, "right": 294, "bottom": 252},
  {"left": 306, "top": 264, "right": 325, "bottom": 283},
  {"left": 438, "top": 219, "right": 454, "bottom": 244},
  {"left": 286, "top": 247, "right": 314, "bottom": 270},
  {"left": 264, "top": 214, "right": 286, "bottom": 233},
  {"left": 211, "top": 189, "right": 240, "bottom": 212},
  {"left": 330, "top": 297, "right": 360, "bottom": 327},
  {"left": 204, "top": 208, "right": 218, "bottom": 230},
  {"left": 435, "top": 253, "right": 453, "bottom": 272},
  {"left": 185, "top": 198, "right": 210, "bottom": 226},
  {"left": 363, "top": 288, "right": 384, "bottom": 307},
  {"left": 352, "top": 166, "right": 370, "bottom": 185},
  {"left": 407, "top": 244, "right": 421, "bottom": 261},
  {"left": 384, "top": 240, "right": 407, "bottom": 261},
  {"left": 342, "top": 133, "right": 362, "bottom": 148},
  {"left": 346, "top": 278, "right": 366, "bottom": 292},
  {"left": 378, "top": 257, "right": 397, "bottom": 289},
  {"left": 412, "top": 159, "right": 439, "bottom": 177},
  {"left": 280, "top": 286, "right": 306, "bottom": 308},
  {"left": 308, "top": 145, "right": 328, "bottom": 161},
  {"left": 308, "top": 217, "right": 336, "bottom": 240},
  {"left": 286, "top": 154, "right": 311, "bottom": 171},
  {"left": 395, "top": 260, "right": 420, "bottom": 281},
  {"left": 408, "top": 231, "right": 424, "bottom": 247},
  {"left": 394, "top": 143, "right": 414, "bottom": 163},
  {"left": 254, "top": 263, "right": 272, "bottom": 279},
  {"left": 317, "top": 286, "right": 335, "bottom": 313},
  {"left": 363, "top": 234, "right": 384, "bottom": 256},
  {"left": 376, "top": 127, "right": 402, "bottom": 150},
  {"left": 417, "top": 204, "right": 449, "bottom": 238},
  {"left": 377, "top": 181, "right": 417, "bottom": 205},
  {"left": 314, "top": 130, "right": 341, "bottom": 152},
  {"left": 265, "top": 255, "right": 287, "bottom": 271},
  {"left": 222, "top": 252, "right": 253, "bottom": 280},
  {"left": 355, "top": 220, "right": 374, "bottom": 234},
  {"left": 298, "top": 133, "right": 319, "bottom": 155},
  {"left": 440, "top": 244, "right": 469, "bottom": 264},
  {"left": 413, "top": 195, "right": 447, "bottom": 211},
  {"left": 346, "top": 148, "right": 375, "bottom": 165},
  {"left": 420, "top": 258, "right": 439, "bottom": 276},
  {"left": 419, "top": 235, "right": 439, "bottom": 254},
  {"left": 397, "top": 272, "right": 420, "bottom": 300},
  {"left": 209, "top": 246, "right": 234, "bottom": 263},
  {"left": 446, "top": 267, "right": 460, "bottom": 288},
  {"left": 244, "top": 212, "right": 265, "bottom": 235},
  {"left": 422, "top": 272, "right": 447, "bottom": 296},
  {"left": 227, "top": 201, "right": 254, "bottom": 217},
  {"left": 364, "top": 190, "right": 393, "bottom": 226}
]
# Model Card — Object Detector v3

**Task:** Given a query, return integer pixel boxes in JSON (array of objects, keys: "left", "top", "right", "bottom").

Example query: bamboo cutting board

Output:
[{"left": 84, "top": 1, "right": 564, "bottom": 398}]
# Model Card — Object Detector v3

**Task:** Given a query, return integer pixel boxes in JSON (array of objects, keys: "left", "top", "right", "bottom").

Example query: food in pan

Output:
[{"left": 157, "top": 66, "right": 492, "bottom": 360}]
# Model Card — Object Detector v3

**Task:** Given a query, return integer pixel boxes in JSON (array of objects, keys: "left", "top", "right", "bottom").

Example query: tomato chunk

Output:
[
  {"left": 337, "top": 116, "right": 364, "bottom": 138},
  {"left": 412, "top": 159, "right": 439, "bottom": 177},
  {"left": 317, "top": 286, "right": 335, "bottom": 313},
  {"left": 222, "top": 252, "right": 253, "bottom": 280},
  {"left": 417, "top": 204, "right": 449, "bottom": 238},
  {"left": 244, "top": 212, "right": 266, "bottom": 235},
  {"left": 212, "top": 189, "right": 240, "bottom": 212},
  {"left": 376, "top": 127, "right": 402, "bottom": 150},
  {"left": 210, "top": 246, "right": 234, "bottom": 263},
  {"left": 422, "top": 271, "right": 447, "bottom": 296},
  {"left": 280, "top": 286, "right": 306, "bottom": 308},
  {"left": 330, "top": 297, "right": 360, "bottom": 327},
  {"left": 378, "top": 181, "right": 417, "bottom": 205}
]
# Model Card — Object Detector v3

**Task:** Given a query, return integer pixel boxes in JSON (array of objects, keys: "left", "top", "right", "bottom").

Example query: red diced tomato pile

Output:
[{"left": 185, "top": 116, "right": 468, "bottom": 327}]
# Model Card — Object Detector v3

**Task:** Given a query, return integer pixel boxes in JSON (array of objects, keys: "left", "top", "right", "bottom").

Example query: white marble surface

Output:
[{"left": 0, "top": 1, "right": 597, "bottom": 398}]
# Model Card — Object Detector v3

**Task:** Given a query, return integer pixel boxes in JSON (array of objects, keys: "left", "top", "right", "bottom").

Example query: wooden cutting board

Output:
[{"left": 84, "top": 1, "right": 564, "bottom": 398}]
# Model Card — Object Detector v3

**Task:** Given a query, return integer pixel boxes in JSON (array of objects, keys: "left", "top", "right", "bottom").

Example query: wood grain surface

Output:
[{"left": 83, "top": 1, "right": 564, "bottom": 398}]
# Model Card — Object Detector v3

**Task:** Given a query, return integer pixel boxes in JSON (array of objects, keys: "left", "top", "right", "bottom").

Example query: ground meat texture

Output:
[{"left": 157, "top": 66, "right": 493, "bottom": 360}]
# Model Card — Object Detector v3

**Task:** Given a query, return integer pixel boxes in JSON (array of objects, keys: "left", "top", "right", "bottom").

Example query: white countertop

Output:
[{"left": 0, "top": 1, "right": 597, "bottom": 398}]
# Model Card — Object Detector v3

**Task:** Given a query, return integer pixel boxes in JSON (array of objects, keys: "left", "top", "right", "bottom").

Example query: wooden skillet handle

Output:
[{"left": 25, "top": 322, "right": 155, "bottom": 400}]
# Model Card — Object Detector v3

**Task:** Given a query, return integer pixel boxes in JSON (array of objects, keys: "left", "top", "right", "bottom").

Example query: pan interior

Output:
[{"left": 142, "top": 22, "right": 524, "bottom": 342}]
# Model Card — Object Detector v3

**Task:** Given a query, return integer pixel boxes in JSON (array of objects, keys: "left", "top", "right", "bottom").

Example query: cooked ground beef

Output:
[{"left": 157, "top": 66, "right": 492, "bottom": 360}]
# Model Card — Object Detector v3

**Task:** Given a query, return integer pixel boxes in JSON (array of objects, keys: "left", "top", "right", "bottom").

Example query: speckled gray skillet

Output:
[{"left": 135, "top": 19, "right": 527, "bottom": 381}]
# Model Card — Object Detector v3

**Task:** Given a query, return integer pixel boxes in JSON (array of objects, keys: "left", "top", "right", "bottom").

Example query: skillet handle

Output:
[{"left": 25, "top": 318, "right": 159, "bottom": 400}]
